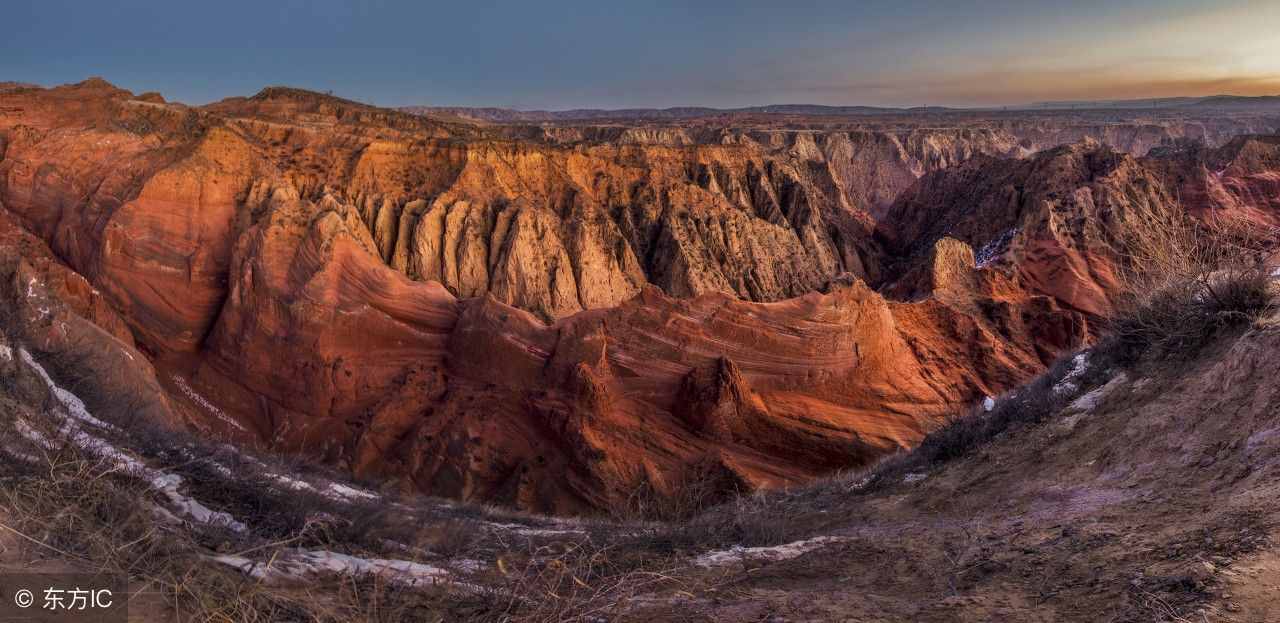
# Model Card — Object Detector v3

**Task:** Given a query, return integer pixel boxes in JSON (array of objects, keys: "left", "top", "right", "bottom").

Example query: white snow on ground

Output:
[
  {"left": 214, "top": 444, "right": 380, "bottom": 503},
  {"left": 1068, "top": 373, "right": 1128, "bottom": 413},
  {"left": 13, "top": 419, "right": 53, "bottom": 449},
  {"left": 172, "top": 374, "right": 247, "bottom": 432},
  {"left": 19, "top": 349, "right": 115, "bottom": 430},
  {"left": 327, "top": 482, "right": 378, "bottom": 501},
  {"left": 903, "top": 472, "right": 927, "bottom": 484},
  {"left": 271, "top": 474, "right": 318, "bottom": 492},
  {"left": 211, "top": 549, "right": 483, "bottom": 588},
  {"left": 24, "top": 277, "right": 52, "bottom": 319},
  {"left": 1053, "top": 352, "right": 1090, "bottom": 396},
  {"left": 693, "top": 536, "right": 850, "bottom": 568},
  {"left": 147, "top": 472, "right": 246, "bottom": 531},
  {"left": 15, "top": 348, "right": 246, "bottom": 532},
  {"left": 975, "top": 228, "right": 1018, "bottom": 268},
  {"left": 983, "top": 396, "right": 996, "bottom": 411},
  {"left": 483, "top": 521, "right": 584, "bottom": 538},
  {"left": 201, "top": 458, "right": 234, "bottom": 478}
]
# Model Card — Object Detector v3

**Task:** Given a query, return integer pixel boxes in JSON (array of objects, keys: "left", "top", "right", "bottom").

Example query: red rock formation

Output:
[
  {"left": 2, "top": 79, "right": 1275, "bottom": 512},
  {"left": 881, "top": 142, "right": 1187, "bottom": 317}
]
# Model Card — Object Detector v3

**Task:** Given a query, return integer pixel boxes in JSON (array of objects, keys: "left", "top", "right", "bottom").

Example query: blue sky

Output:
[{"left": 3, "top": 0, "right": 1278, "bottom": 109}]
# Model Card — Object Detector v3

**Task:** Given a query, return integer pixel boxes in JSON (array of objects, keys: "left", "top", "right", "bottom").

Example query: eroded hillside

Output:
[{"left": 2, "top": 78, "right": 1279, "bottom": 513}]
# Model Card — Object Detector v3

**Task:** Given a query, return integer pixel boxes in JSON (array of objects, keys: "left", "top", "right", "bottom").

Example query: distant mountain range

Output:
[
  {"left": 1017, "top": 95, "right": 1280, "bottom": 111},
  {"left": 404, "top": 95, "right": 1280, "bottom": 122},
  {"left": 400, "top": 103, "right": 959, "bottom": 123}
]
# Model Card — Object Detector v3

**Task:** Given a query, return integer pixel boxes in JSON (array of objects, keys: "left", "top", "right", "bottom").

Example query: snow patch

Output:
[
  {"left": 212, "top": 549, "right": 480, "bottom": 587},
  {"left": 903, "top": 472, "right": 927, "bottom": 484},
  {"left": 148, "top": 472, "right": 246, "bottom": 531},
  {"left": 846, "top": 475, "right": 874, "bottom": 491},
  {"left": 24, "top": 277, "right": 51, "bottom": 319},
  {"left": 204, "top": 460, "right": 234, "bottom": 478},
  {"left": 975, "top": 228, "right": 1018, "bottom": 268},
  {"left": 172, "top": 375, "right": 246, "bottom": 432},
  {"left": 1, "top": 441, "right": 40, "bottom": 464},
  {"left": 693, "top": 536, "right": 849, "bottom": 568},
  {"left": 983, "top": 396, "right": 996, "bottom": 411},
  {"left": 221, "top": 446, "right": 373, "bottom": 503},
  {"left": 270, "top": 474, "right": 318, "bottom": 493},
  {"left": 13, "top": 419, "right": 52, "bottom": 449},
  {"left": 19, "top": 349, "right": 115, "bottom": 430},
  {"left": 1053, "top": 352, "right": 1090, "bottom": 396},
  {"left": 16, "top": 349, "right": 245, "bottom": 532},
  {"left": 483, "top": 521, "right": 583, "bottom": 538},
  {"left": 1068, "top": 373, "right": 1128, "bottom": 413},
  {"left": 1246, "top": 427, "right": 1280, "bottom": 452},
  {"left": 327, "top": 482, "right": 378, "bottom": 502}
]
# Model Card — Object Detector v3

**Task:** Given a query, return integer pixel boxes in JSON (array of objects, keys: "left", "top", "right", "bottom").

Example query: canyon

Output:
[{"left": 3, "top": 78, "right": 1279, "bottom": 513}]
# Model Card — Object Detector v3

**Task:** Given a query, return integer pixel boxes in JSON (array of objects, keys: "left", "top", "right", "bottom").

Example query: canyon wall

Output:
[{"left": 2, "top": 79, "right": 1277, "bottom": 512}]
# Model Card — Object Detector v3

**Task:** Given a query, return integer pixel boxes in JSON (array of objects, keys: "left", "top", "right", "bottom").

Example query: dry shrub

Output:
[
  {"left": 868, "top": 351, "right": 1093, "bottom": 480},
  {"left": 0, "top": 440, "right": 468, "bottom": 622},
  {"left": 1106, "top": 210, "right": 1276, "bottom": 363},
  {"left": 482, "top": 539, "right": 684, "bottom": 623},
  {"left": 0, "top": 386, "right": 474, "bottom": 622},
  {"left": 614, "top": 458, "right": 749, "bottom": 523},
  {"left": 636, "top": 489, "right": 801, "bottom": 556}
]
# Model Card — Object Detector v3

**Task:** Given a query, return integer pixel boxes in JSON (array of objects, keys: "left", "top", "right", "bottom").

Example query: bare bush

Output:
[
  {"left": 613, "top": 458, "right": 749, "bottom": 523},
  {"left": 1106, "top": 210, "right": 1276, "bottom": 363},
  {"left": 0, "top": 412, "right": 476, "bottom": 622},
  {"left": 482, "top": 538, "right": 684, "bottom": 623}
]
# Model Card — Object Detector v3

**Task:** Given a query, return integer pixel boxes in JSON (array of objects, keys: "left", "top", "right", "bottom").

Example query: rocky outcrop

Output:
[
  {"left": 0, "top": 209, "right": 174, "bottom": 427},
  {"left": 1150, "top": 135, "right": 1280, "bottom": 226},
  {"left": 879, "top": 141, "right": 1188, "bottom": 317},
  {"left": 879, "top": 136, "right": 1280, "bottom": 325}
]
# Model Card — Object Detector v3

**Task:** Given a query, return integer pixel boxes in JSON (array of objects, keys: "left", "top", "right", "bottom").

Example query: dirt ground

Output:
[{"left": 616, "top": 326, "right": 1280, "bottom": 622}]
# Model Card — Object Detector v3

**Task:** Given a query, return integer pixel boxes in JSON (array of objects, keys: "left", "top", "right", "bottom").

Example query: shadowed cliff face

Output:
[{"left": 1, "top": 79, "right": 1276, "bottom": 513}]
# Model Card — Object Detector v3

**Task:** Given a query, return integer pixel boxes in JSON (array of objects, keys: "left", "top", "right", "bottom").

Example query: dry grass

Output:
[
  {"left": 0, "top": 405, "right": 473, "bottom": 622},
  {"left": 612, "top": 458, "right": 750, "bottom": 523},
  {"left": 478, "top": 539, "right": 687, "bottom": 623},
  {"left": 1105, "top": 210, "right": 1276, "bottom": 364}
]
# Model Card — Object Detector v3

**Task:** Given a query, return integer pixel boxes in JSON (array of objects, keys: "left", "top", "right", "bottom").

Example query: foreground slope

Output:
[{"left": 622, "top": 318, "right": 1280, "bottom": 621}]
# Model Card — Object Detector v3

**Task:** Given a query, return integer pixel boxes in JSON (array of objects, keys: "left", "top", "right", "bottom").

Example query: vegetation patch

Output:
[{"left": 1103, "top": 212, "right": 1276, "bottom": 365}]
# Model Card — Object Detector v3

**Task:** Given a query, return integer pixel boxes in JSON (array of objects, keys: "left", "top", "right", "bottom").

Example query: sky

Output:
[{"left": 3, "top": 0, "right": 1279, "bottom": 110}]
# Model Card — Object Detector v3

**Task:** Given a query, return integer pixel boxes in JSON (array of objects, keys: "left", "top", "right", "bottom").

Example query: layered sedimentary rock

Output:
[
  {"left": 175, "top": 177, "right": 1084, "bottom": 511},
  {"left": 1150, "top": 135, "right": 1280, "bottom": 226},
  {"left": 1, "top": 79, "right": 1276, "bottom": 512},
  {"left": 878, "top": 136, "right": 1280, "bottom": 319}
]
